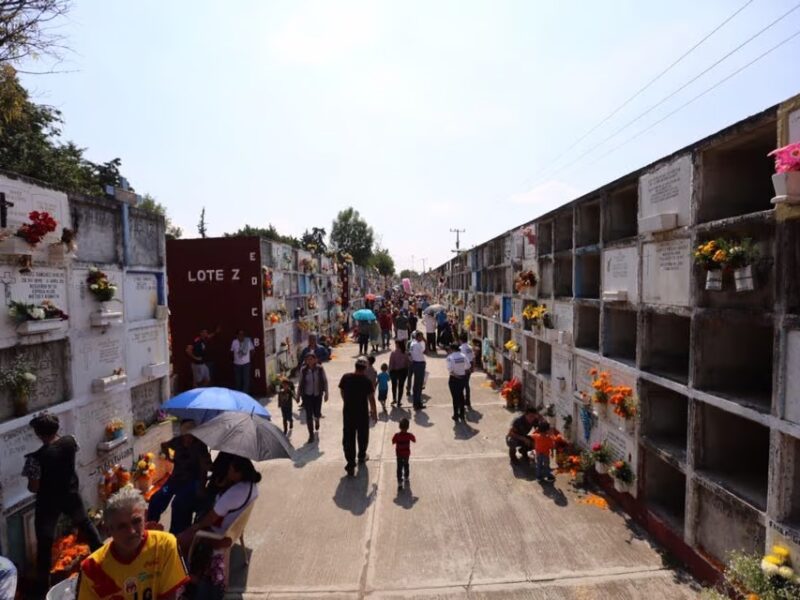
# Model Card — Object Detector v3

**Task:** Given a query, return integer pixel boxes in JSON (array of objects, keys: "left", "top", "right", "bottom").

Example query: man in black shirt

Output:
[
  {"left": 22, "top": 413, "right": 104, "bottom": 595},
  {"left": 506, "top": 407, "right": 540, "bottom": 462},
  {"left": 339, "top": 358, "right": 378, "bottom": 476},
  {"left": 185, "top": 327, "right": 219, "bottom": 387}
]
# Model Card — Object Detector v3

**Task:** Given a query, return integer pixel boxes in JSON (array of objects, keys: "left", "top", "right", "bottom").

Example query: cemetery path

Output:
[{"left": 226, "top": 341, "right": 700, "bottom": 599}]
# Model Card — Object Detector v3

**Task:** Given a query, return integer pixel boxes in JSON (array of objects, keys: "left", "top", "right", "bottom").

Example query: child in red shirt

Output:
[
  {"left": 532, "top": 421, "right": 555, "bottom": 481},
  {"left": 392, "top": 418, "right": 416, "bottom": 490}
]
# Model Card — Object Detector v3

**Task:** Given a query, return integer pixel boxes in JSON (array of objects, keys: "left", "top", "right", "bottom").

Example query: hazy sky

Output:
[{"left": 20, "top": 0, "right": 800, "bottom": 271}]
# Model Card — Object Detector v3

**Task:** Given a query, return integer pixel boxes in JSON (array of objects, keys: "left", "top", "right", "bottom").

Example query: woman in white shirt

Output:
[{"left": 230, "top": 330, "right": 253, "bottom": 393}]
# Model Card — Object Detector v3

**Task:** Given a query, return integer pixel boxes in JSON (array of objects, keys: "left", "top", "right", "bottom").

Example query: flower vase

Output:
[
  {"left": 12, "top": 392, "right": 28, "bottom": 417},
  {"left": 135, "top": 476, "right": 151, "bottom": 494},
  {"left": 111, "top": 428, "right": 124, "bottom": 440},
  {"left": 595, "top": 462, "right": 608, "bottom": 475},
  {"left": 705, "top": 269, "right": 723, "bottom": 291},
  {"left": 771, "top": 171, "right": 800, "bottom": 202},
  {"left": 734, "top": 265, "right": 755, "bottom": 292},
  {"left": 613, "top": 479, "right": 630, "bottom": 494}
]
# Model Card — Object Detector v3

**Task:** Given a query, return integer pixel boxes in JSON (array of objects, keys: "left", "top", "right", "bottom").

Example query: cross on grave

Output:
[
  {"left": 0, "top": 271, "right": 16, "bottom": 302},
  {"left": 0, "top": 193, "right": 13, "bottom": 228}
]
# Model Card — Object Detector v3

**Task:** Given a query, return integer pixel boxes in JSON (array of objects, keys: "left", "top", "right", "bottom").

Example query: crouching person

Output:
[
  {"left": 77, "top": 487, "right": 189, "bottom": 600},
  {"left": 506, "top": 407, "right": 540, "bottom": 463}
]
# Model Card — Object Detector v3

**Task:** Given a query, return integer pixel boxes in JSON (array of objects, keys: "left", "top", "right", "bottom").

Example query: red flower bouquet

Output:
[{"left": 16, "top": 211, "right": 57, "bottom": 245}]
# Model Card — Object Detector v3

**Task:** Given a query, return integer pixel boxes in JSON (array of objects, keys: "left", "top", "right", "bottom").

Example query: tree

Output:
[
  {"left": 0, "top": 0, "right": 71, "bottom": 65},
  {"left": 224, "top": 224, "right": 299, "bottom": 248},
  {"left": 197, "top": 207, "right": 207, "bottom": 238},
  {"left": 369, "top": 248, "right": 395, "bottom": 277},
  {"left": 399, "top": 269, "right": 418, "bottom": 279},
  {"left": 330, "top": 207, "right": 374, "bottom": 266},
  {"left": 137, "top": 194, "right": 182, "bottom": 240},
  {"left": 300, "top": 226, "right": 327, "bottom": 253}
]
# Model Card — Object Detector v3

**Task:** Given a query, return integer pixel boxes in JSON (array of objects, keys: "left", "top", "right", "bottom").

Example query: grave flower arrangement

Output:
[
  {"left": 500, "top": 377, "right": 521, "bottom": 409},
  {"left": 99, "top": 464, "right": 131, "bottom": 502},
  {"left": 702, "top": 547, "right": 800, "bottom": 599},
  {"left": 50, "top": 533, "right": 90, "bottom": 576},
  {"left": 15, "top": 211, "right": 57, "bottom": 245},
  {"left": 262, "top": 267, "right": 273, "bottom": 297},
  {"left": 105, "top": 418, "right": 124, "bottom": 440},
  {"left": 693, "top": 239, "right": 726, "bottom": 270},
  {"left": 8, "top": 299, "right": 68, "bottom": 322},
  {"left": 769, "top": 142, "right": 800, "bottom": 173},
  {"left": 590, "top": 442, "right": 611, "bottom": 474},
  {"left": 0, "top": 356, "right": 37, "bottom": 416},
  {"left": 514, "top": 270, "right": 538, "bottom": 293},
  {"left": 133, "top": 452, "right": 157, "bottom": 491},
  {"left": 86, "top": 267, "right": 117, "bottom": 302},
  {"left": 609, "top": 459, "right": 635, "bottom": 492},
  {"left": 609, "top": 384, "right": 637, "bottom": 420},
  {"left": 583, "top": 368, "right": 612, "bottom": 406},
  {"left": 504, "top": 339, "right": 520, "bottom": 353}
]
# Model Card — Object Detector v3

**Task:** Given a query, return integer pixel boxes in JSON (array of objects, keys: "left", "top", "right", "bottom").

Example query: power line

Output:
[
  {"left": 584, "top": 27, "right": 800, "bottom": 169},
  {"left": 522, "top": 0, "right": 757, "bottom": 187},
  {"left": 534, "top": 1, "right": 800, "bottom": 184}
]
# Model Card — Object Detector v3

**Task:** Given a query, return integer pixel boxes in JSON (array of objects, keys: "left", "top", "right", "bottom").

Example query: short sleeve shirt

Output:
[
  {"left": 231, "top": 338, "right": 252, "bottom": 366},
  {"left": 511, "top": 415, "right": 535, "bottom": 437},
  {"left": 213, "top": 481, "right": 259, "bottom": 533},
  {"left": 191, "top": 338, "right": 206, "bottom": 364},
  {"left": 167, "top": 438, "right": 210, "bottom": 484},
  {"left": 446, "top": 351, "right": 469, "bottom": 377},
  {"left": 24, "top": 436, "right": 80, "bottom": 502},
  {"left": 339, "top": 373, "right": 374, "bottom": 420},
  {"left": 377, "top": 371, "right": 390, "bottom": 391},
  {"left": 77, "top": 530, "right": 188, "bottom": 600}
]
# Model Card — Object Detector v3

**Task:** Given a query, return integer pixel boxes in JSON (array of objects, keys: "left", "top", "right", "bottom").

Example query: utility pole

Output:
[
  {"left": 450, "top": 228, "right": 465, "bottom": 254},
  {"left": 411, "top": 255, "right": 415, "bottom": 272},
  {"left": 420, "top": 257, "right": 427, "bottom": 273}
]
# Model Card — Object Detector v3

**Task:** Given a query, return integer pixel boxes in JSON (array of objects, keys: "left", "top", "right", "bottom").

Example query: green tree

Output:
[
  {"left": 225, "top": 224, "right": 300, "bottom": 247},
  {"left": 369, "top": 248, "right": 395, "bottom": 276},
  {"left": 330, "top": 207, "right": 374, "bottom": 266},
  {"left": 399, "top": 269, "right": 418, "bottom": 279},
  {"left": 137, "top": 194, "right": 182, "bottom": 240},
  {"left": 300, "top": 226, "right": 327, "bottom": 253},
  {"left": 197, "top": 207, "right": 207, "bottom": 238}
]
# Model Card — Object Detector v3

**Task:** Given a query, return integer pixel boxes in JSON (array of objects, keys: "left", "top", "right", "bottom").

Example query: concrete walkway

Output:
[{"left": 227, "top": 340, "right": 700, "bottom": 599}]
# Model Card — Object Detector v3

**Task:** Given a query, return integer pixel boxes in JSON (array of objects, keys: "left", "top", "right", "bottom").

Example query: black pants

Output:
[
  {"left": 397, "top": 457, "right": 410, "bottom": 482},
  {"left": 390, "top": 368, "right": 408, "bottom": 403},
  {"left": 303, "top": 394, "right": 322, "bottom": 436},
  {"left": 342, "top": 415, "right": 370, "bottom": 468},
  {"left": 426, "top": 332, "right": 436, "bottom": 352},
  {"left": 358, "top": 334, "right": 369, "bottom": 355},
  {"left": 35, "top": 494, "right": 103, "bottom": 589},
  {"left": 464, "top": 370, "right": 472, "bottom": 407},
  {"left": 449, "top": 376, "right": 466, "bottom": 421}
]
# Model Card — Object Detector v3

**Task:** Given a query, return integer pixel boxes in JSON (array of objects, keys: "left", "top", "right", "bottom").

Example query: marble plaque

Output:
[
  {"left": 642, "top": 238, "right": 691, "bottom": 307},
  {"left": 129, "top": 211, "right": 165, "bottom": 267},
  {"left": 72, "top": 333, "right": 125, "bottom": 397},
  {"left": 0, "top": 175, "right": 70, "bottom": 239},
  {"left": 552, "top": 346, "right": 574, "bottom": 400},
  {"left": 553, "top": 301, "right": 573, "bottom": 333},
  {"left": 603, "top": 246, "right": 639, "bottom": 303},
  {"left": 0, "top": 425, "right": 40, "bottom": 508},
  {"left": 786, "top": 330, "right": 800, "bottom": 425},
  {"left": 127, "top": 324, "right": 167, "bottom": 387},
  {"left": 0, "top": 342, "right": 69, "bottom": 421},
  {"left": 72, "top": 200, "right": 120, "bottom": 264},
  {"left": 131, "top": 379, "right": 165, "bottom": 425},
  {"left": 125, "top": 272, "right": 159, "bottom": 322},
  {"left": 639, "top": 154, "right": 692, "bottom": 227}
]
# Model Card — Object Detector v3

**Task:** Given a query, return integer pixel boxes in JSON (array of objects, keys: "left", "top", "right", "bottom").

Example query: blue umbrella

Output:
[
  {"left": 352, "top": 309, "right": 376, "bottom": 321},
  {"left": 162, "top": 387, "right": 270, "bottom": 424}
]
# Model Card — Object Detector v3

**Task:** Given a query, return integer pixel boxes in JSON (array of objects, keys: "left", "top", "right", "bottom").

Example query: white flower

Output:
[
  {"left": 761, "top": 558, "right": 780, "bottom": 575},
  {"left": 778, "top": 566, "right": 795, "bottom": 579},
  {"left": 8, "top": 306, "right": 17, "bottom": 318},
  {"left": 29, "top": 307, "right": 45, "bottom": 320},
  {"left": 89, "top": 267, "right": 98, "bottom": 273},
  {"left": 90, "top": 284, "right": 99, "bottom": 290},
  {"left": 23, "top": 372, "right": 36, "bottom": 383}
]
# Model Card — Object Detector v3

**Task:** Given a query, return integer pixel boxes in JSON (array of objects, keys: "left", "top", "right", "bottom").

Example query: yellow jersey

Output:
[{"left": 77, "top": 530, "right": 189, "bottom": 600}]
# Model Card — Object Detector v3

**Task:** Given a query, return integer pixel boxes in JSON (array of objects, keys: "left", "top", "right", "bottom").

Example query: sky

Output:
[{"left": 19, "top": 0, "right": 800, "bottom": 272}]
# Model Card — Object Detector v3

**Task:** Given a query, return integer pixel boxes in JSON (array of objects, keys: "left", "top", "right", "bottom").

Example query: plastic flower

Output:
[
  {"left": 23, "top": 372, "right": 36, "bottom": 382},
  {"left": 712, "top": 249, "right": 727, "bottom": 263},
  {"left": 764, "top": 554, "right": 783, "bottom": 566},
  {"left": 778, "top": 566, "right": 795, "bottom": 579},
  {"left": 772, "top": 545, "right": 791, "bottom": 559},
  {"left": 761, "top": 558, "right": 780, "bottom": 575}
]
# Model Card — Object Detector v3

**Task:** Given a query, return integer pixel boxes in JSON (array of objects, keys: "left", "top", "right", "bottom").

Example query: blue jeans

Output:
[
  {"left": 381, "top": 329, "right": 391, "bottom": 348},
  {"left": 234, "top": 363, "right": 250, "bottom": 393},
  {"left": 411, "top": 361, "right": 426, "bottom": 407},
  {"left": 536, "top": 453, "right": 552, "bottom": 479},
  {"left": 146, "top": 478, "right": 200, "bottom": 534}
]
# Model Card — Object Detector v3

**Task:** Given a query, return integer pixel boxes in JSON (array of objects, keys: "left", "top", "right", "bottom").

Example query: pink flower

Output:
[{"left": 769, "top": 142, "right": 800, "bottom": 174}]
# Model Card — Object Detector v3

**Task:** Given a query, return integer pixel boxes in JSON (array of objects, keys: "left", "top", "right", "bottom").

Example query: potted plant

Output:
[
  {"left": 9, "top": 299, "right": 68, "bottom": 334},
  {"left": 514, "top": 270, "right": 538, "bottom": 295},
  {"left": 591, "top": 442, "right": 611, "bottom": 474},
  {"left": 694, "top": 239, "right": 727, "bottom": 290},
  {"left": 0, "top": 356, "right": 37, "bottom": 417},
  {"left": 768, "top": 142, "right": 800, "bottom": 204},
  {"left": 609, "top": 459, "right": 635, "bottom": 493}
]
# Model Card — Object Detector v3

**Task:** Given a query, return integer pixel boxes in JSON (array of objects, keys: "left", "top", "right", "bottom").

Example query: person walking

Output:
[
  {"left": 388, "top": 340, "right": 409, "bottom": 407},
  {"left": 339, "top": 358, "right": 378, "bottom": 477},
  {"left": 532, "top": 421, "right": 556, "bottom": 481},
  {"left": 423, "top": 311, "right": 437, "bottom": 354},
  {"left": 297, "top": 353, "right": 329, "bottom": 444},
  {"left": 22, "top": 413, "right": 104, "bottom": 596},
  {"left": 408, "top": 311, "right": 418, "bottom": 340},
  {"left": 392, "top": 417, "right": 416, "bottom": 491},
  {"left": 459, "top": 332, "right": 475, "bottom": 409},
  {"left": 277, "top": 376, "right": 297, "bottom": 435},
  {"left": 77, "top": 488, "right": 189, "bottom": 600},
  {"left": 369, "top": 319, "right": 381, "bottom": 353},
  {"left": 409, "top": 332, "right": 427, "bottom": 410},
  {"left": 378, "top": 308, "right": 393, "bottom": 350},
  {"left": 300, "top": 333, "right": 330, "bottom": 362},
  {"left": 147, "top": 420, "right": 211, "bottom": 534},
  {"left": 357, "top": 319, "right": 371, "bottom": 355},
  {"left": 446, "top": 343, "right": 469, "bottom": 423},
  {"left": 230, "top": 329, "right": 253, "bottom": 393},
  {"left": 394, "top": 310, "right": 409, "bottom": 343},
  {"left": 377, "top": 363, "right": 390, "bottom": 412}
]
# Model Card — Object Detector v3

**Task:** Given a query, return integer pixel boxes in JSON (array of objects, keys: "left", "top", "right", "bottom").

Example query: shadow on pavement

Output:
[
  {"left": 538, "top": 480, "right": 569, "bottom": 507},
  {"left": 389, "top": 406, "right": 412, "bottom": 422},
  {"left": 333, "top": 466, "right": 377, "bottom": 516},
  {"left": 292, "top": 440, "right": 325, "bottom": 468},
  {"left": 510, "top": 459, "right": 537, "bottom": 481},
  {"left": 413, "top": 410, "right": 434, "bottom": 428},
  {"left": 465, "top": 407, "right": 483, "bottom": 423},
  {"left": 393, "top": 483, "right": 419, "bottom": 509},
  {"left": 453, "top": 422, "right": 479, "bottom": 440}
]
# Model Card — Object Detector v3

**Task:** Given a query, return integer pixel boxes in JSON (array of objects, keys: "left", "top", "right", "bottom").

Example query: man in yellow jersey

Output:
[{"left": 77, "top": 487, "right": 189, "bottom": 600}]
